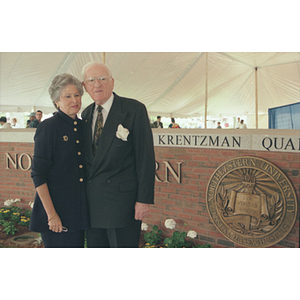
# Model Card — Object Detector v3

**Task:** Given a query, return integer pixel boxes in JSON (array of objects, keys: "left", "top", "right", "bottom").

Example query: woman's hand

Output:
[
  {"left": 36, "top": 184, "right": 63, "bottom": 233},
  {"left": 48, "top": 212, "right": 63, "bottom": 233}
]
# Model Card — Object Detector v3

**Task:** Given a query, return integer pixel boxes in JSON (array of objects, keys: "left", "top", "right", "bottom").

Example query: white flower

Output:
[
  {"left": 165, "top": 219, "right": 176, "bottom": 230},
  {"left": 187, "top": 230, "right": 197, "bottom": 239},
  {"left": 4, "top": 199, "right": 14, "bottom": 207},
  {"left": 29, "top": 202, "right": 34, "bottom": 209},
  {"left": 4, "top": 198, "right": 21, "bottom": 206},
  {"left": 141, "top": 223, "right": 148, "bottom": 231},
  {"left": 116, "top": 124, "right": 130, "bottom": 141}
]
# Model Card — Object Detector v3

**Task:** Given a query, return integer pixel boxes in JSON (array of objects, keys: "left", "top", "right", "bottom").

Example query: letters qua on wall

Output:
[{"left": 153, "top": 132, "right": 300, "bottom": 153}]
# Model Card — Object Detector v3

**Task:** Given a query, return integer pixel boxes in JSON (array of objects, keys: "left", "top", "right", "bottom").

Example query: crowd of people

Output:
[
  {"left": 150, "top": 116, "right": 181, "bottom": 128},
  {"left": 1, "top": 112, "right": 247, "bottom": 130},
  {"left": 149, "top": 116, "right": 247, "bottom": 129},
  {"left": 0, "top": 110, "right": 44, "bottom": 129}
]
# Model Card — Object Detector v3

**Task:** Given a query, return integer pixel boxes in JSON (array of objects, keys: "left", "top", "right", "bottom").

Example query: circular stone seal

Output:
[{"left": 206, "top": 156, "right": 297, "bottom": 247}]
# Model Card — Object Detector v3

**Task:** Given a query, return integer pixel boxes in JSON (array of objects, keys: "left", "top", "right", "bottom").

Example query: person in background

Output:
[
  {"left": 81, "top": 61, "right": 155, "bottom": 248},
  {"left": 236, "top": 117, "right": 241, "bottom": 129},
  {"left": 27, "top": 112, "right": 36, "bottom": 128},
  {"left": 29, "top": 73, "right": 89, "bottom": 247},
  {"left": 11, "top": 117, "right": 21, "bottom": 128},
  {"left": 29, "top": 110, "right": 43, "bottom": 128},
  {"left": 217, "top": 122, "right": 222, "bottom": 129},
  {"left": 152, "top": 116, "right": 163, "bottom": 128},
  {"left": 36, "top": 110, "right": 43, "bottom": 123},
  {"left": 240, "top": 119, "right": 247, "bottom": 129},
  {"left": 169, "top": 117, "right": 180, "bottom": 128},
  {"left": 0, "top": 116, "right": 12, "bottom": 128}
]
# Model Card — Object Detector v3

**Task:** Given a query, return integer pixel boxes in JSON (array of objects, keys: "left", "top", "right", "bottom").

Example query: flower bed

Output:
[
  {"left": 0, "top": 199, "right": 43, "bottom": 248},
  {"left": 1, "top": 200, "right": 212, "bottom": 248},
  {"left": 141, "top": 219, "right": 212, "bottom": 248}
]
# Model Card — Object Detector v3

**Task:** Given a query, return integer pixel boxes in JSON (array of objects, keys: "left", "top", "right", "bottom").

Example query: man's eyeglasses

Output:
[{"left": 85, "top": 76, "right": 110, "bottom": 86}]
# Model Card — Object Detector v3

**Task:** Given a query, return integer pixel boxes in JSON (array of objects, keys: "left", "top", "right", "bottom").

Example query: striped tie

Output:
[{"left": 92, "top": 105, "right": 103, "bottom": 155}]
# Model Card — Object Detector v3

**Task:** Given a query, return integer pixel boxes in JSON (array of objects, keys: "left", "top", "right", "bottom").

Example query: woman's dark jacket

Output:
[{"left": 29, "top": 109, "right": 89, "bottom": 233}]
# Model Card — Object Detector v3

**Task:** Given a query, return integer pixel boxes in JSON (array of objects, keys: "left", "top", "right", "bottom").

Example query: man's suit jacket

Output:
[
  {"left": 81, "top": 93, "right": 155, "bottom": 228},
  {"left": 152, "top": 121, "right": 163, "bottom": 128}
]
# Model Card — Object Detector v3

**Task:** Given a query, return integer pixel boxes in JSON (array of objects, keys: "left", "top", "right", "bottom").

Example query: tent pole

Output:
[
  {"left": 255, "top": 67, "right": 258, "bottom": 129},
  {"left": 205, "top": 52, "right": 208, "bottom": 129},
  {"left": 102, "top": 52, "right": 106, "bottom": 64}
]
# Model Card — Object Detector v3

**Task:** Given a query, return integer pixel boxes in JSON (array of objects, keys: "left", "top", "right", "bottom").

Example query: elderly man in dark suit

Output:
[{"left": 81, "top": 62, "right": 155, "bottom": 248}]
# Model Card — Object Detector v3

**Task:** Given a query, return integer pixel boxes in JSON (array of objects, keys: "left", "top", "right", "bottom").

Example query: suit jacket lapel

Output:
[
  {"left": 83, "top": 103, "right": 95, "bottom": 164},
  {"left": 89, "top": 94, "right": 127, "bottom": 179}
]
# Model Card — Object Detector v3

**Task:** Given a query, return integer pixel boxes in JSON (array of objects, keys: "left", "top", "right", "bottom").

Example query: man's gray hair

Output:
[
  {"left": 81, "top": 61, "right": 112, "bottom": 81},
  {"left": 49, "top": 73, "right": 84, "bottom": 108}
]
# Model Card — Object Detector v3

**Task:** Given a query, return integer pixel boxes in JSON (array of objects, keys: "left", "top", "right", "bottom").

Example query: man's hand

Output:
[{"left": 134, "top": 202, "right": 149, "bottom": 220}]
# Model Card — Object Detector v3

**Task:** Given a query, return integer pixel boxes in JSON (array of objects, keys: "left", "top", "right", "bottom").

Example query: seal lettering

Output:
[{"left": 206, "top": 156, "right": 297, "bottom": 247}]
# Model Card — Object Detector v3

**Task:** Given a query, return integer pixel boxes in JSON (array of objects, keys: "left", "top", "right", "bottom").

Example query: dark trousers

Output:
[
  {"left": 86, "top": 220, "right": 141, "bottom": 248},
  {"left": 41, "top": 230, "right": 85, "bottom": 248}
]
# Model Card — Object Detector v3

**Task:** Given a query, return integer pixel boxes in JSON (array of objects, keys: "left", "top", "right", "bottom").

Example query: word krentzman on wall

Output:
[{"left": 153, "top": 131, "right": 300, "bottom": 153}]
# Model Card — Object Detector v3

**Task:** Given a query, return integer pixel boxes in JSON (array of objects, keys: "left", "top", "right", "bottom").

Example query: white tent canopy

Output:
[{"left": 1, "top": 52, "right": 299, "bottom": 128}]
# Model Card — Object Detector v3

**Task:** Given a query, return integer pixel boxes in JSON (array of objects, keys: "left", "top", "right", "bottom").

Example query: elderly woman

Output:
[{"left": 29, "top": 73, "right": 89, "bottom": 247}]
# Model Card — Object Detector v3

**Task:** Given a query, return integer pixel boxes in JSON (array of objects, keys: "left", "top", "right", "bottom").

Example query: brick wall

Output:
[
  {"left": 0, "top": 142, "right": 35, "bottom": 210},
  {"left": 0, "top": 141, "right": 299, "bottom": 247},
  {"left": 145, "top": 147, "right": 300, "bottom": 248}
]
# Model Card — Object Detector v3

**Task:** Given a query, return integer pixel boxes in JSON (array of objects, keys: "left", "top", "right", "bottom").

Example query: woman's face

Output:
[{"left": 56, "top": 85, "right": 81, "bottom": 119}]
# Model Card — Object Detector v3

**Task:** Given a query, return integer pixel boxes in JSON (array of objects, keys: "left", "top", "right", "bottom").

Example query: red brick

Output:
[
  {"left": 192, "top": 215, "right": 209, "bottom": 223},
  {"left": 193, "top": 155, "right": 209, "bottom": 161},
  {"left": 177, "top": 213, "right": 192, "bottom": 219},
  {"left": 169, "top": 206, "right": 182, "bottom": 212},
  {"left": 161, "top": 199, "right": 177, "bottom": 205},
  {"left": 183, "top": 208, "right": 198, "bottom": 215},
  {"left": 1, "top": 139, "right": 299, "bottom": 248}
]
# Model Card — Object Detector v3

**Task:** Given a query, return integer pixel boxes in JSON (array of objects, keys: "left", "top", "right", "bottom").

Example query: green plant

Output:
[
  {"left": 9, "top": 206, "right": 22, "bottom": 214},
  {"left": 10, "top": 212, "right": 21, "bottom": 223},
  {"left": 18, "top": 216, "right": 30, "bottom": 228},
  {"left": 163, "top": 220, "right": 190, "bottom": 248},
  {"left": 0, "top": 208, "right": 12, "bottom": 220},
  {"left": 0, "top": 203, "right": 32, "bottom": 235},
  {"left": 1, "top": 220, "right": 19, "bottom": 235},
  {"left": 142, "top": 219, "right": 213, "bottom": 248},
  {"left": 24, "top": 209, "right": 31, "bottom": 219},
  {"left": 164, "top": 230, "right": 191, "bottom": 248},
  {"left": 144, "top": 225, "right": 163, "bottom": 246}
]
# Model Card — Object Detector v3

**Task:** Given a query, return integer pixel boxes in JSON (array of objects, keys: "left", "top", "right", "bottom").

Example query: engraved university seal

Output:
[{"left": 206, "top": 156, "right": 297, "bottom": 247}]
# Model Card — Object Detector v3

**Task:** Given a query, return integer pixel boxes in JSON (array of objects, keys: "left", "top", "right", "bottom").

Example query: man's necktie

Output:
[{"left": 92, "top": 105, "right": 103, "bottom": 155}]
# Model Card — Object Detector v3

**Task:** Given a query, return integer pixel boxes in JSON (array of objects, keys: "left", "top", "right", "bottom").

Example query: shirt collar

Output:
[{"left": 95, "top": 93, "right": 114, "bottom": 113}]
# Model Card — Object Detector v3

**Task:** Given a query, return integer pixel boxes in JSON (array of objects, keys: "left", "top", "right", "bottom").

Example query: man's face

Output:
[
  {"left": 83, "top": 64, "right": 114, "bottom": 106},
  {"left": 36, "top": 112, "right": 43, "bottom": 121}
]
